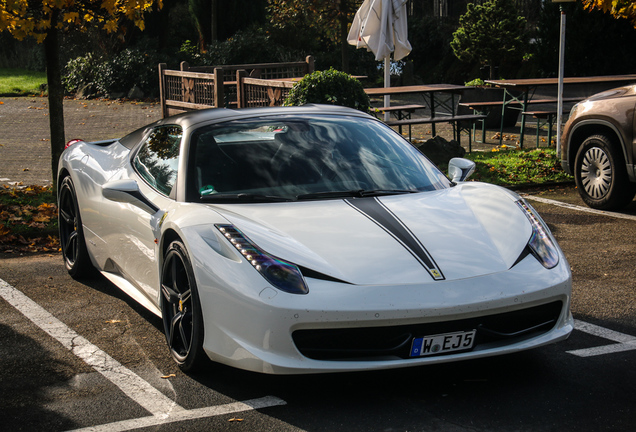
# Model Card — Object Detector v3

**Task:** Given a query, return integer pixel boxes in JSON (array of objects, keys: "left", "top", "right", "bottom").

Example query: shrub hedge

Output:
[{"left": 284, "top": 68, "right": 370, "bottom": 112}]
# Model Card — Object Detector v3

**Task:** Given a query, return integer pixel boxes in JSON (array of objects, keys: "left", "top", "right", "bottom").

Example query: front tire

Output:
[
  {"left": 160, "top": 240, "right": 207, "bottom": 372},
  {"left": 574, "top": 134, "right": 636, "bottom": 210},
  {"left": 58, "top": 176, "right": 94, "bottom": 278}
]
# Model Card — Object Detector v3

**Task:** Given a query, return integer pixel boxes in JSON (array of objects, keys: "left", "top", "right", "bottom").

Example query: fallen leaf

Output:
[
  {"left": 228, "top": 418, "right": 243, "bottom": 422},
  {"left": 161, "top": 374, "right": 176, "bottom": 379},
  {"left": 32, "top": 214, "right": 51, "bottom": 223}
]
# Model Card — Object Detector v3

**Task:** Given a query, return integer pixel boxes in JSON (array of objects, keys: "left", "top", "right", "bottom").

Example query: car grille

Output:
[{"left": 292, "top": 301, "right": 564, "bottom": 361}]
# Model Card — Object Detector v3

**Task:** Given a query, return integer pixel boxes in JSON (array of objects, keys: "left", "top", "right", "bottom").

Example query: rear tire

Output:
[
  {"left": 160, "top": 240, "right": 207, "bottom": 372},
  {"left": 574, "top": 134, "right": 636, "bottom": 210},
  {"left": 58, "top": 176, "right": 94, "bottom": 278}
]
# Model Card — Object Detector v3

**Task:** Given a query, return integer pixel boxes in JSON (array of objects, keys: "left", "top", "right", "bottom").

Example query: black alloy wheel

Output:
[
  {"left": 161, "top": 240, "right": 206, "bottom": 372},
  {"left": 58, "top": 176, "right": 93, "bottom": 278},
  {"left": 574, "top": 134, "right": 636, "bottom": 210}
]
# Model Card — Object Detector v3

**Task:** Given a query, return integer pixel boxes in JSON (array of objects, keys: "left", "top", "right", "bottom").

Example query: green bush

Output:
[
  {"left": 464, "top": 78, "right": 486, "bottom": 87},
  {"left": 97, "top": 48, "right": 159, "bottom": 96},
  {"left": 284, "top": 68, "right": 370, "bottom": 112},
  {"left": 181, "top": 27, "right": 297, "bottom": 68},
  {"left": 63, "top": 53, "right": 99, "bottom": 94},
  {"left": 64, "top": 48, "right": 160, "bottom": 98},
  {"left": 208, "top": 28, "right": 291, "bottom": 65}
]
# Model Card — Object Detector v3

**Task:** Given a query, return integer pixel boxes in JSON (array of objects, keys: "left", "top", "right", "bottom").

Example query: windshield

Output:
[{"left": 187, "top": 114, "right": 451, "bottom": 202}]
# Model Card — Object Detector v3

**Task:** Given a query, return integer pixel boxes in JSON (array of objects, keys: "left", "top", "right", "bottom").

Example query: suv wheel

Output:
[{"left": 574, "top": 134, "right": 636, "bottom": 210}]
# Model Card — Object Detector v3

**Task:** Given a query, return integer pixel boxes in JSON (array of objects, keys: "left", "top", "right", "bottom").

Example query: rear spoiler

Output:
[{"left": 65, "top": 138, "right": 119, "bottom": 149}]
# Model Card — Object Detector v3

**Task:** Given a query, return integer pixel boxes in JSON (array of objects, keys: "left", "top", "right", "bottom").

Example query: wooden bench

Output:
[
  {"left": 373, "top": 104, "right": 426, "bottom": 139},
  {"left": 459, "top": 96, "right": 583, "bottom": 110},
  {"left": 376, "top": 104, "right": 426, "bottom": 115},
  {"left": 459, "top": 96, "right": 583, "bottom": 146},
  {"left": 522, "top": 108, "right": 575, "bottom": 147},
  {"left": 385, "top": 114, "right": 487, "bottom": 150}
]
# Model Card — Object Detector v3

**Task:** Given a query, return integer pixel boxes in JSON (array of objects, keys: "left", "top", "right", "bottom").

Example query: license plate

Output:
[{"left": 410, "top": 330, "right": 476, "bottom": 357}]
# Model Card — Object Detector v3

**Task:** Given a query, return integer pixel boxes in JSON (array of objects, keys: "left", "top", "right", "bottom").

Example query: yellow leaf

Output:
[
  {"left": 63, "top": 11, "right": 79, "bottom": 23},
  {"left": 32, "top": 215, "right": 51, "bottom": 223}
]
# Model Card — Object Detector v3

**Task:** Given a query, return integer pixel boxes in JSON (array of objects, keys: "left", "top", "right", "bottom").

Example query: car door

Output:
[{"left": 101, "top": 125, "right": 182, "bottom": 302}]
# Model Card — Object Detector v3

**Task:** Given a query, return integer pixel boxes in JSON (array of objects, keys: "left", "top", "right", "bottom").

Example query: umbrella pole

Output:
[{"left": 384, "top": 56, "right": 390, "bottom": 122}]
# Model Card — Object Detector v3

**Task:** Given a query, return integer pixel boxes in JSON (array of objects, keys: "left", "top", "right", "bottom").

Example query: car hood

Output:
[
  {"left": 586, "top": 84, "right": 636, "bottom": 102},
  {"left": 210, "top": 183, "right": 532, "bottom": 285}
]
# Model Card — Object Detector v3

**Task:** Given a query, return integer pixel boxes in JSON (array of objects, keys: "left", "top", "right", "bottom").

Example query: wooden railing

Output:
[
  {"left": 158, "top": 56, "right": 314, "bottom": 117},
  {"left": 236, "top": 74, "right": 296, "bottom": 108},
  {"left": 158, "top": 64, "right": 224, "bottom": 117}
]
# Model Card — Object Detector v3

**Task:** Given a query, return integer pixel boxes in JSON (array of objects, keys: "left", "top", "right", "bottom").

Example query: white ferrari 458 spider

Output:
[{"left": 58, "top": 104, "right": 573, "bottom": 374}]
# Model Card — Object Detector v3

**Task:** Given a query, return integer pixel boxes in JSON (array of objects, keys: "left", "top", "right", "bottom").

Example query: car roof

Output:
[{"left": 163, "top": 104, "right": 376, "bottom": 130}]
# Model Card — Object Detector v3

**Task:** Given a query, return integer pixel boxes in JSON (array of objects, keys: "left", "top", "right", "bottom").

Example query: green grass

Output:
[
  {"left": 464, "top": 147, "right": 573, "bottom": 186},
  {"left": 0, "top": 68, "right": 47, "bottom": 96}
]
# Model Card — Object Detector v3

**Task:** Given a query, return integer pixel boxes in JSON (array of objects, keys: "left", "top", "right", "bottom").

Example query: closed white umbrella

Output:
[{"left": 348, "top": 0, "right": 412, "bottom": 120}]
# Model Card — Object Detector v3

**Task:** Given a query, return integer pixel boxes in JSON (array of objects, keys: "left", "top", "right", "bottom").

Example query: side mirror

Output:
[
  {"left": 102, "top": 179, "right": 159, "bottom": 214},
  {"left": 448, "top": 158, "right": 476, "bottom": 182}
]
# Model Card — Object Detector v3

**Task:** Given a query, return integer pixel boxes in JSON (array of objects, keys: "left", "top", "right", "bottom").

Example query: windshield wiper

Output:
[
  {"left": 200, "top": 193, "right": 293, "bottom": 203},
  {"left": 295, "top": 189, "right": 418, "bottom": 200},
  {"left": 358, "top": 189, "right": 419, "bottom": 197}
]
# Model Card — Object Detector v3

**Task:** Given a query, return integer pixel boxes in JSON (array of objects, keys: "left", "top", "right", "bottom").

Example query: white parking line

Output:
[
  {"left": 68, "top": 396, "right": 286, "bottom": 432},
  {"left": 0, "top": 278, "right": 286, "bottom": 430},
  {"left": 522, "top": 196, "right": 636, "bottom": 355},
  {"left": 0, "top": 279, "right": 181, "bottom": 417},
  {"left": 567, "top": 319, "right": 636, "bottom": 357},
  {"left": 523, "top": 195, "right": 636, "bottom": 222}
]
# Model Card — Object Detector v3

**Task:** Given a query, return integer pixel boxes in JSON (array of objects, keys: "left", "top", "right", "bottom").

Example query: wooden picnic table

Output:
[
  {"left": 364, "top": 84, "right": 478, "bottom": 141},
  {"left": 484, "top": 75, "right": 636, "bottom": 146},
  {"left": 364, "top": 83, "right": 466, "bottom": 97}
]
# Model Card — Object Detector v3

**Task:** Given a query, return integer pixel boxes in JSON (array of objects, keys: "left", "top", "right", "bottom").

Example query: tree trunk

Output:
[{"left": 44, "top": 13, "right": 65, "bottom": 193}]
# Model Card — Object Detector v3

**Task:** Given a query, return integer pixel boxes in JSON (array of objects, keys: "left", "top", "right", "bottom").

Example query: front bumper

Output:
[{"left": 193, "top": 249, "right": 573, "bottom": 375}]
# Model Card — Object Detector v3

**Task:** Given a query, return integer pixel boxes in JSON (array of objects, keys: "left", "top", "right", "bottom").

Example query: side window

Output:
[{"left": 133, "top": 126, "right": 182, "bottom": 196}]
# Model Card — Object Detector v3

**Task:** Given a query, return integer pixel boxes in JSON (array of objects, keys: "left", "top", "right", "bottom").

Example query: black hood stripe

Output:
[{"left": 345, "top": 197, "right": 445, "bottom": 281}]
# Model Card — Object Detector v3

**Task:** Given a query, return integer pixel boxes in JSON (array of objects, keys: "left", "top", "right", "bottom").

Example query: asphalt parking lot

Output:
[
  {"left": 0, "top": 97, "right": 634, "bottom": 431},
  {"left": 0, "top": 186, "right": 635, "bottom": 432}
]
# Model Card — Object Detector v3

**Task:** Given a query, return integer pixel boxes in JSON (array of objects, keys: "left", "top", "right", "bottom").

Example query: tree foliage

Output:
[
  {"left": 581, "top": 0, "right": 636, "bottom": 27},
  {"left": 267, "top": 0, "right": 359, "bottom": 42},
  {"left": 267, "top": 0, "right": 361, "bottom": 71},
  {"left": 533, "top": 1, "right": 636, "bottom": 78},
  {"left": 0, "top": 0, "right": 161, "bottom": 42},
  {"left": 450, "top": 0, "right": 527, "bottom": 80}
]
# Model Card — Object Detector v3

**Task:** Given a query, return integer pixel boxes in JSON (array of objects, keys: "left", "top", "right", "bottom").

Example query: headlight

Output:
[
  {"left": 516, "top": 200, "right": 559, "bottom": 269},
  {"left": 216, "top": 224, "right": 309, "bottom": 294},
  {"left": 568, "top": 102, "right": 580, "bottom": 120}
]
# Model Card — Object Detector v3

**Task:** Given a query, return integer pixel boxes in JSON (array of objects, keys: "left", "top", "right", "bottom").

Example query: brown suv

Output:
[{"left": 561, "top": 85, "right": 636, "bottom": 210}]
